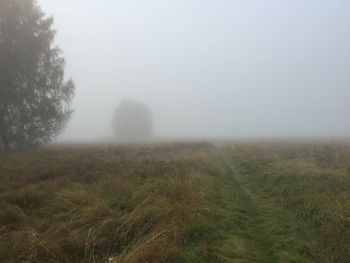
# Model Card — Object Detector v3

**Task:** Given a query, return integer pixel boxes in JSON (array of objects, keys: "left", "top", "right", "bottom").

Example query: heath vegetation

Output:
[{"left": 0, "top": 142, "right": 210, "bottom": 262}]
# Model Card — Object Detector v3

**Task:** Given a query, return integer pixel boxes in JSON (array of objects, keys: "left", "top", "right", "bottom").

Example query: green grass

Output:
[
  {"left": 183, "top": 148, "right": 314, "bottom": 263},
  {"left": 227, "top": 142, "right": 350, "bottom": 263},
  {"left": 184, "top": 142, "right": 349, "bottom": 263},
  {"left": 1, "top": 141, "right": 350, "bottom": 262}
]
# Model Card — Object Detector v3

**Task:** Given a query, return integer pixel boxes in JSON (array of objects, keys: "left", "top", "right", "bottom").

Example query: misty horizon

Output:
[
  {"left": 1, "top": 1, "right": 350, "bottom": 261},
  {"left": 39, "top": 0, "right": 350, "bottom": 141}
]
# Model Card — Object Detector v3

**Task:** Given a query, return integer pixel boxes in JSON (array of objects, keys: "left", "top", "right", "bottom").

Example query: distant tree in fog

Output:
[
  {"left": 0, "top": 0, "right": 75, "bottom": 151},
  {"left": 112, "top": 101, "right": 153, "bottom": 142}
]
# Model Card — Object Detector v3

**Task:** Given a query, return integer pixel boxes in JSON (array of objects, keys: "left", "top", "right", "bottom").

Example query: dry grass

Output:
[
  {"left": 0, "top": 142, "right": 211, "bottom": 263},
  {"left": 2, "top": 140, "right": 349, "bottom": 262}
]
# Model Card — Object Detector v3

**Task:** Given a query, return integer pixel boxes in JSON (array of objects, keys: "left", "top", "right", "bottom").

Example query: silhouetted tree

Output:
[
  {"left": 0, "top": 0, "right": 74, "bottom": 151},
  {"left": 112, "top": 100, "right": 153, "bottom": 142}
]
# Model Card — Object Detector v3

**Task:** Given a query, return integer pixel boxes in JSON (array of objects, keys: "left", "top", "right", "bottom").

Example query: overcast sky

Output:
[{"left": 38, "top": 0, "right": 350, "bottom": 141}]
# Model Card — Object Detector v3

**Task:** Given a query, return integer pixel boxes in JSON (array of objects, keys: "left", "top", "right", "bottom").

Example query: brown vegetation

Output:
[{"left": 0, "top": 142, "right": 211, "bottom": 262}]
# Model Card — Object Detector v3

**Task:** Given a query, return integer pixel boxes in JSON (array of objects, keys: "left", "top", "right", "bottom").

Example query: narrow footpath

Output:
[{"left": 184, "top": 149, "right": 314, "bottom": 263}]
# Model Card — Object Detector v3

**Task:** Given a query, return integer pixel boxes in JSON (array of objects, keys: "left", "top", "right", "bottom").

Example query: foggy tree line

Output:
[{"left": 0, "top": 0, "right": 153, "bottom": 151}]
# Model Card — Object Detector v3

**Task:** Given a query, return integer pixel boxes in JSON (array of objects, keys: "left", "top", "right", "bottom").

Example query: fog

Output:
[{"left": 39, "top": 0, "right": 350, "bottom": 141}]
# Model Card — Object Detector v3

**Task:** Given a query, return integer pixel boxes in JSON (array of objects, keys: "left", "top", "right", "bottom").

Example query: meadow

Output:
[
  {"left": 0, "top": 141, "right": 349, "bottom": 262},
  {"left": 186, "top": 140, "right": 350, "bottom": 263},
  {"left": 0, "top": 142, "right": 210, "bottom": 262}
]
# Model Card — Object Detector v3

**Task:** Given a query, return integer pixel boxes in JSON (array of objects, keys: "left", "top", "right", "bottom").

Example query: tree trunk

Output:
[
  {"left": 0, "top": 108, "right": 10, "bottom": 151},
  {"left": 0, "top": 130, "right": 10, "bottom": 152}
]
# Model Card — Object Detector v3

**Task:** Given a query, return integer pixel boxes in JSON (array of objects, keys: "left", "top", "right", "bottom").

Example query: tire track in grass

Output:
[
  {"left": 220, "top": 157, "right": 277, "bottom": 263},
  {"left": 222, "top": 150, "right": 314, "bottom": 263},
  {"left": 183, "top": 148, "right": 314, "bottom": 263}
]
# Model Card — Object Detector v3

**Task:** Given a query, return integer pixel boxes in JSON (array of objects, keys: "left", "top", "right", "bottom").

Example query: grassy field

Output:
[
  {"left": 186, "top": 141, "right": 350, "bottom": 263},
  {"left": 0, "top": 142, "right": 210, "bottom": 262},
  {"left": 0, "top": 141, "right": 350, "bottom": 262}
]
